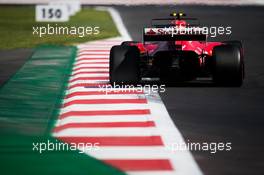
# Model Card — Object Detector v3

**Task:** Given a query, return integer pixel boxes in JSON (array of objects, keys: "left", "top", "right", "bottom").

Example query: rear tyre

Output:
[
  {"left": 212, "top": 44, "right": 244, "bottom": 86},
  {"left": 110, "top": 45, "right": 140, "bottom": 85}
]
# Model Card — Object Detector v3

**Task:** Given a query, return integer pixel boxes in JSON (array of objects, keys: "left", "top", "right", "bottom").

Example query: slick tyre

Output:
[
  {"left": 110, "top": 45, "right": 140, "bottom": 85},
  {"left": 212, "top": 44, "right": 244, "bottom": 86}
]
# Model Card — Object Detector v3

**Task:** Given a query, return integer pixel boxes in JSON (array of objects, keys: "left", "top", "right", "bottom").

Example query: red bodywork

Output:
[
  {"left": 137, "top": 41, "right": 222, "bottom": 56},
  {"left": 134, "top": 19, "right": 223, "bottom": 56}
]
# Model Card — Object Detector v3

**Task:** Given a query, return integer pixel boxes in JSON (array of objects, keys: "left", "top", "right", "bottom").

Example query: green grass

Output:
[
  {"left": 0, "top": 45, "right": 126, "bottom": 175},
  {"left": 0, "top": 6, "right": 119, "bottom": 49}
]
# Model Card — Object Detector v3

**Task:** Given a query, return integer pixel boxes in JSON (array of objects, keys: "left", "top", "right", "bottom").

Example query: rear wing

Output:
[
  {"left": 143, "top": 27, "right": 206, "bottom": 42},
  {"left": 151, "top": 17, "right": 200, "bottom": 27}
]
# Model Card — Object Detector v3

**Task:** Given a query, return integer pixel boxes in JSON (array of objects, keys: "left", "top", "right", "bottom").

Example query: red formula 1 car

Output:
[{"left": 110, "top": 12, "right": 244, "bottom": 86}]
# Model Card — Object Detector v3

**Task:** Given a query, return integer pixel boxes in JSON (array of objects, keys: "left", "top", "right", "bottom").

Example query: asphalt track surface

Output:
[{"left": 115, "top": 5, "right": 264, "bottom": 175}]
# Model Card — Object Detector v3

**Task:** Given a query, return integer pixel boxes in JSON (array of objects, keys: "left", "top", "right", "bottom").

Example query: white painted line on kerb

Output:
[
  {"left": 63, "top": 94, "right": 143, "bottom": 103},
  {"left": 53, "top": 127, "right": 160, "bottom": 137},
  {"left": 60, "top": 104, "right": 150, "bottom": 114},
  {"left": 72, "top": 69, "right": 109, "bottom": 74},
  {"left": 96, "top": 6, "right": 132, "bottom": 41},
  {"left": 81, "top": 146, "right": 174, "bottom": 159},
  {"left": 56, "top": 115, "right": 151, "bottom": 126},
  {"left": 76, "top": 55, "right": 109, "bottom": 59},
  {"left": 69, "top": 74, "right": 109, "bottom": 79}
]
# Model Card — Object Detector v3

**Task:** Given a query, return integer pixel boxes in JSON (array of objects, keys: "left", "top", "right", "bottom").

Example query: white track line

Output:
[
  {"left": 126, "top": 171, "right": 177, "bottom": 175},
  {"left": 145, "top": 92, "right": 202, "bottom": 174},
  {"left": 76, "top": 55, "right": 109, "bottom": 59},
  {"left": 70, "top": 74, "right": 109, "bottom": 79},
  {"left": 96, "top": 7, "right": 132, "bottom": 41},
  {"left": 65, "top": 87, "right": 142, "bottom": 94},
  {"left": 72, "top": 69, "right": 109, "bottom": 74},
  {"left": 53, "top": 127, "right": 159, "bottom": 137},
  {"left": 68, "top": 81, "right": 109, "bottom": 86},
  {"left": 64, "top": 94, "right": 144, "bottom": 103},
  {"left": 56, "top": 115, "right": 151, "bottom": 126},
  {"left": 81, "top": 146, "right": 173, "bottom": 159},
  {"left": 74, "top": 64, "right": 109, "bottom": 68},
  {"left": 78, "top": 51, "right": 110, "bottom": 55},
  {"left": 75, "top": 60, "right": 109, "bottom": 63},
  {"left": 60, "top": 104, "right": 149, "bottom": 114}
]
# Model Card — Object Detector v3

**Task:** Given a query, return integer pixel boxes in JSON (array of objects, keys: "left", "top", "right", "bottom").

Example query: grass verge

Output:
[{"left": 0, "top": 5, "right": 119, "bottom": 49}]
